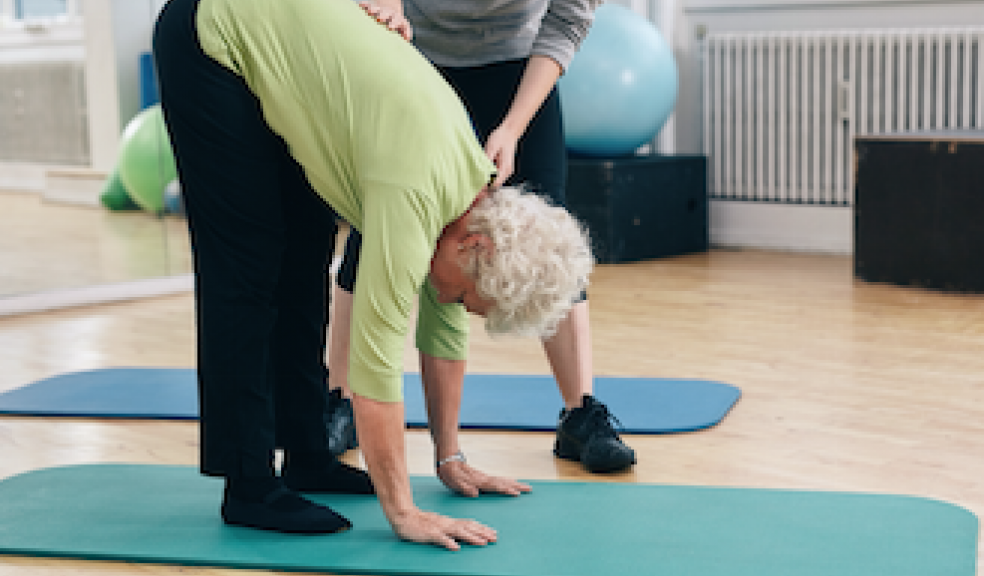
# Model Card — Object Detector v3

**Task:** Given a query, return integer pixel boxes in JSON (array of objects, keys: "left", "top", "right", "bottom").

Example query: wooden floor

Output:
[
  {"left": 0, "top": 195, "right": 982, "bottom": 574},
  {"left": 0, "top": 191, "right": 191, "bottom": 297}
]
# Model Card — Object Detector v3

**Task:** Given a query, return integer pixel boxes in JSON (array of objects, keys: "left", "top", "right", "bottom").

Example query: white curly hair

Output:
[{"left": 460, "top": 186, "right": 594, "bottom": 339}]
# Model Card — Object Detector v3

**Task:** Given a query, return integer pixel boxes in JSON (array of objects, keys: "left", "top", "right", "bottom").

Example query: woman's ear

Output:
[{"left": 462, "top": 233, "right": 495, "bottom": 261}]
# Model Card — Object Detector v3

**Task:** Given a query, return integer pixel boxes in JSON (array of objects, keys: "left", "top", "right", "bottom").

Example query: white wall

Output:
[
  {"left": 0, "top": 22, "right": 83, "bottom": 63},
  {"left": 110, "top": 0, "right": 167, "bottom": 135},
  {"left": 82, "top": 0, "right": 119, "bottom": 173},
  {"left": 662, "top": 0, "right": 984, "bottom": 253},
  {"left": 84, "top": 0, "right": 165, "bottom": 173},
  {"left": 675, "top": 0, "right": 984, "bottom": 155}
]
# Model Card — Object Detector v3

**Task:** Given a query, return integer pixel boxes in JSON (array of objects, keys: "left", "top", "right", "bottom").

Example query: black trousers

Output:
[
  {"left": 154, "top": 0, "right": 339, "bottom": 478},
  {"left": 337, "top": 58, "right": 568, "bottom": 292}
]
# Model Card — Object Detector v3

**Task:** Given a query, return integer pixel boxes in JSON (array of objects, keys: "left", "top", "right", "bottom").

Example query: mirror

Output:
[{"left": 0, "top": 0, "right": 191, "bottom": 304}]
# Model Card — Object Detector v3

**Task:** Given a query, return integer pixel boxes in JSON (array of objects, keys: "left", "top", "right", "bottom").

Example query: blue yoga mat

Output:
[
  {"left": 0, "top": 464, "right": 976, "bottom": 576},
  {"left": 0, "top": 368, "right": 740, "bottom": 433}
]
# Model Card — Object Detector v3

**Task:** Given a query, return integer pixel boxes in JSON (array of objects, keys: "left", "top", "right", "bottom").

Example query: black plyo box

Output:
[
  {"left": 854, "top": 132, "right": 984, "bottom": 292},
  {"left": 566, "top": 154, "right": 708, "bottom": 264}
]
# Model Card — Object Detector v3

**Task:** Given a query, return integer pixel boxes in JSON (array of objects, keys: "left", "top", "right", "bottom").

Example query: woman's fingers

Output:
[
  {"left": 393, "top": 509, "right": 496, "bottom": 551},
  {"left": 438, "top": 461, "right": 532, "bottom": 497},
  {"left": 453, "top": 518, "right": 498, "bottom": 546},
  {"left": 474, "top": 471, "right": 532, "bottom": 496}
]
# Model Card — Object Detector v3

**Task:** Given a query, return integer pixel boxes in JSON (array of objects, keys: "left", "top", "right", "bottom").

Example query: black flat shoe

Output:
[
  {"left": 281, "top": 454, "right": 375, "bottom": 495},
  {"left": 221, "top": 485, "right": 351, "bottom": 534}
]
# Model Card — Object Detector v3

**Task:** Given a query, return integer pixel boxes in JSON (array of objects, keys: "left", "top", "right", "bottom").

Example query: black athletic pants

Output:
[
  {"left": 337, "top": 58, "right": 569, "bottom": 292},
  {"left": 154, "top": 0, "right": 338, "bottom": 479}
]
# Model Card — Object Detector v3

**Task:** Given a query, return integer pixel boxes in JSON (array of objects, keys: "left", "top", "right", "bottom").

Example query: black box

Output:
[
  {"left": 855, "top": 132, "right": 984, "bottom": 292},
  {"left": 566, "top": 154, "right": 708, "bottom": 264}
]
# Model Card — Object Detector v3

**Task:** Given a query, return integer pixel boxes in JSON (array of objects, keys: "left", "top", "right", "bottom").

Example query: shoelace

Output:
[{"left": 585, "top": 401, "right": 625, "bottom": 438}]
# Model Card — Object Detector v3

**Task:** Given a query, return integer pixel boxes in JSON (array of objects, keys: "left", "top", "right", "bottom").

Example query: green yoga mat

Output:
[{"left": 0, "top": 464, "right": 976, "bottom": 576}]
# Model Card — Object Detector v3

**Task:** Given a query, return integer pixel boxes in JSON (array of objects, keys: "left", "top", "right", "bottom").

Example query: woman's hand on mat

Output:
[
  {"left": 391, "top": 508, "right": 497, "bottom": 551},
  {"left": 438, "top": 460, "right": 532, "bottom": 498},
  {"left": 484, "top": 125, "right": 520, "bottom": 189},
  {"left": 359, "top": 1, "right": 413, "bottom": 41}
]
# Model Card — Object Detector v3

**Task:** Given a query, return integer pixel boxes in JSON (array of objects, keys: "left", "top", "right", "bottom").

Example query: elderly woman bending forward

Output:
[{"left": 153, "top": 0, "right": 592, "bottom": 549}]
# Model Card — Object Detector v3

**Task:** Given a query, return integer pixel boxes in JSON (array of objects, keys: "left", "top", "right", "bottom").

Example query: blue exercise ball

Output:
[{"left": 559, "top": 3, "right": 679, "bottom": 157}]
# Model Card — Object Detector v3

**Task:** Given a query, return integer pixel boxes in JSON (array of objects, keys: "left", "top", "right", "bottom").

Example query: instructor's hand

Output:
[
  {"left": 391, "top": 508, "right": 497, "bottom": 551},
  {"left": 484, "top": 125, "right": 520, "bottom": 189},
  {"left": 438, "top": 460, "right": 532, "bottom": 498},
  {"left": 359, "top": 1, "right": 413, "bottom": 41}
]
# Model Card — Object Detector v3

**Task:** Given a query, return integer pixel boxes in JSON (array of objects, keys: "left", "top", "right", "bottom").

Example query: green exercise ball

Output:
[
  {"left": 99, "top": 167, "right": 141, "bottom": 211},
  {"left": 117, "top": 105, "right": 177, "bottom": 214}
]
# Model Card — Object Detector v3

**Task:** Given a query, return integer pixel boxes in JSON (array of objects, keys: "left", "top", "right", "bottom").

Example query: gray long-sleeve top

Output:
[{"left": 404, "top": 0, "right": 603, "bottom": 70}]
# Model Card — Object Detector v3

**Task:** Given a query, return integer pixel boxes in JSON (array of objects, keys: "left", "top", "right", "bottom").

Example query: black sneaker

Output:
[
  {"left": 326, "top": 387, "right": 358, "bottom": 457},
  {"left": 554, "top": 395, "right": 636, "bottom": 473},
  {"left": 221, "top": 484, "right": 351, "bottom": 534}
]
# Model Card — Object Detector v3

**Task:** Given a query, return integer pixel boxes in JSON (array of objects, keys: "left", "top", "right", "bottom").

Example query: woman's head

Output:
[{"left": 432, "top": 186, "right": 594, "bottom": 339}]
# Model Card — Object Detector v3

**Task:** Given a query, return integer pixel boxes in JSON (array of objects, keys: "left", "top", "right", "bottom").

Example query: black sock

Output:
[
  {"left": 281, "top": 450, "right": 375, "bottom": 495},
  {"left": 285, "top": 449, "right": 334, "bottom": 472},
  {"left": 225, "top": 476, "right": 282, "bottom": 503},
  {"left": 221, "top": 479, "right": 352, "bottom": 533}
]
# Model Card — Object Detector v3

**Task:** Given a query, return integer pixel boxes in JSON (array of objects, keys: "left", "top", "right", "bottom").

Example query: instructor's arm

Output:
[
  {"left": 485, "top": 55, "right": 563, "bottom": 188},
  {"left": 359, "top": 0, "right": 412, "bottom": 41}
]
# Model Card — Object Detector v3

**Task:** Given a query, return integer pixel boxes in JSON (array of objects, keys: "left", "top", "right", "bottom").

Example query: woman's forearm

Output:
[
  {"left": 351, "top": 394, "right": 416, "bottom": 522},
  {"left": 419, "top": 352, "right": 467, "bottom": 462}
]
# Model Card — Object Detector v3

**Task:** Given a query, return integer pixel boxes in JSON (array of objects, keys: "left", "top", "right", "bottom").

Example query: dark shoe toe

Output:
[
  {"left": 580, "top": 436, "right": 636, "bottom": 473},
  {"left": 554, "top": 395, "right": 636, "bottom": 474}
]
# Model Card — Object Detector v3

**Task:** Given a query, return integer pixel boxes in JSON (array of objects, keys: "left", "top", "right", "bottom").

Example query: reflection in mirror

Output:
[{"left": 0, "top": 0, "right": 192, "bottom": 305}]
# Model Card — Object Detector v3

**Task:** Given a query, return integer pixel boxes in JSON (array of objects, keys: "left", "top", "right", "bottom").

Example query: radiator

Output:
[
  {"left": 0, "top": 60, "right": 89, "bottom": 166},
  {"left": 703, "top": 29, "right": 984, "bottom": 205}
]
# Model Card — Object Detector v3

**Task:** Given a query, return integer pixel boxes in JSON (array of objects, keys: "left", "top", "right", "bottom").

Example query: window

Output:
[{"left": 15, "top": 0, "right": 68, "bottom": 20}]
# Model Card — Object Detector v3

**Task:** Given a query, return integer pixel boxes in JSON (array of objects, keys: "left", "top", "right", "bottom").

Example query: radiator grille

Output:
[
  {"left": 703, "top": 29, "right": 984, "bottom": 205},
  {"left": 0, "top": 60, "right": 89, "bottom": 165}
]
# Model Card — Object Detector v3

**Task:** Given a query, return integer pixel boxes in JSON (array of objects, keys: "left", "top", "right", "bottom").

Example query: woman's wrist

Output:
[
  {"left": 435, "top": 450, "right": 466, "bottom": 469},
  {"left": 379, "top": 490, "right": 419, "bottom": 525}
]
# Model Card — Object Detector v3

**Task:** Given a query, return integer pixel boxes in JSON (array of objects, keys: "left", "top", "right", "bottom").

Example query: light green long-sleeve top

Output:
[{"left": 196, "top": 0, "right": 496, "bottom": 402}]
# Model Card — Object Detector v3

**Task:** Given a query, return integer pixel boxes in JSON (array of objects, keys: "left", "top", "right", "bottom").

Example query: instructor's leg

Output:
[
  {"left": 441, "top": 61, "right": 592, "bottom": 408},
  {"left": 323, "top": 231, "right": 361, "bottom": 455},
  {"left": 327, "top": 230, "right": 361, "bottom": 399},
  {"left": 443, "top": 60, "right": 635, "bottom": 473},
  {"left": 510, "top": 85, "right": 594, "bottom": 411}
]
